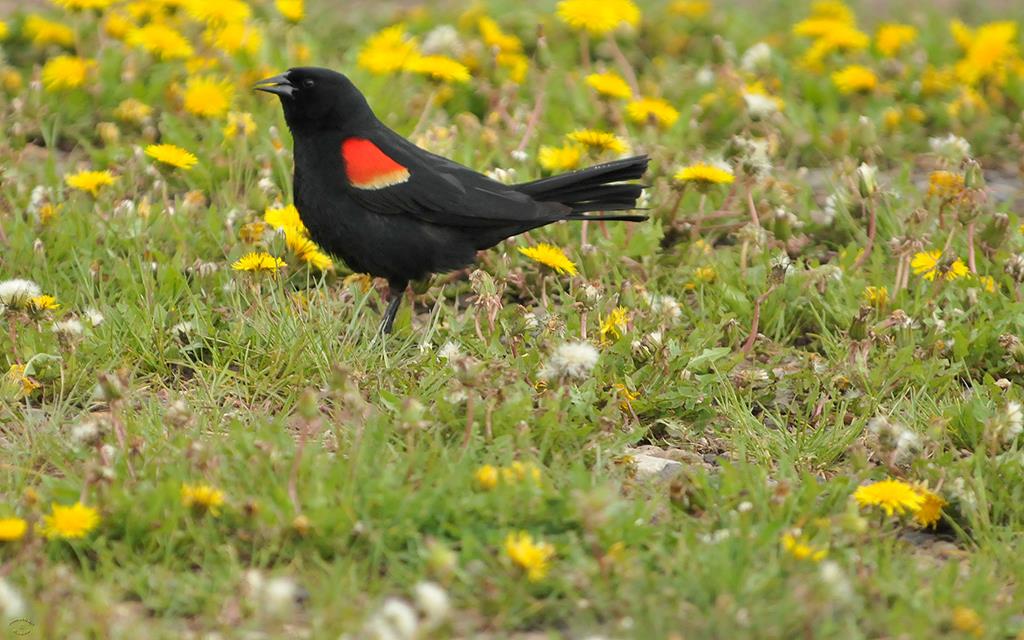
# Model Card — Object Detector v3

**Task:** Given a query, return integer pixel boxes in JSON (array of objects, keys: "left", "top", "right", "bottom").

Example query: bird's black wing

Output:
[{"left": 338, "top": 126, "right": 568, "bottom": 228}]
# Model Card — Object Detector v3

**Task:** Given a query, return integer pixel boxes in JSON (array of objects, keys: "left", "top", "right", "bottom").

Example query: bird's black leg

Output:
[{"left": 379, "top": 281, "right": 408, "bottom": 334}]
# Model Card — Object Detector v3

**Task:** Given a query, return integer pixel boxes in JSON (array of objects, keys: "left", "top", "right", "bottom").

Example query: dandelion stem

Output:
[
  {"left": 410, "top": 87, "right": 439, "bottom": 140},
  {"left": 516, "top": 36, "right": 549, "bottom": 154},
  {"left": 746, "top": 184, "right": 760, "bottom": 226},
  {"left": 664, "top": 189, "right": 684, "bottom": 225},
  {"left": 691, "top": 193, "right": 707, "bottom": 239},
  {"left": 741, "top": 285, "right": 776, "bottom": 355},
  {"left": 853, "top": 197, "right": 876, "bottom": 269},
  {"left": 109, "top": 401, "right": 136, "bottom": 480},
  {"left": 579, "top": 33, "right": 592, "bottom": 70},
  {"left": 606, "top": 34, "right": 640, "bottom": 96},
  {"left": 474, "top": 312, "right": 485, "bottom": 343},
  {"left": 967, "top": 221, "right": 978, "bottom": 273}
]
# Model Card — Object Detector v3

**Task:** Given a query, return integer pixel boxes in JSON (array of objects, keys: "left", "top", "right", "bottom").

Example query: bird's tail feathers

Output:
[{"left": 514, "top": 155, "right": 649, "bottom": 217}]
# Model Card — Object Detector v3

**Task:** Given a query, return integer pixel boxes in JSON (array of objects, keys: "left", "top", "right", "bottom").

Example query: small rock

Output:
[{"left": 630, "top": 453, "right": 684, "bottom": 480}]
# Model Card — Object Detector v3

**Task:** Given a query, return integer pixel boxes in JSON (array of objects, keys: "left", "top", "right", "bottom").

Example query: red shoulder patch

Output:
[{"left": 341, "top": 138, "right": 411, "bottom": 190}]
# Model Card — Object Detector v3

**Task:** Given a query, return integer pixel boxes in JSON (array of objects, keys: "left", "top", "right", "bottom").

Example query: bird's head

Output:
[{"left": 255, "top": 67, "right": 374, "bottom": 132}]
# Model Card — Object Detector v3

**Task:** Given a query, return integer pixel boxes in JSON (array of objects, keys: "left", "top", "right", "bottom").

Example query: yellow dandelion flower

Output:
[
  {"left": 911, "top": 250, "right": 969, "bottom": 282},
  {"left": 947, "top": 87, "right": 989, "bottom": 119},
  {"left": 38, "top": 203, "right": 59, "bottom": 225},
  {"left": 275, "top": 0, "right": 304, "bottom": 22},
  {"left": 669, "top": 0, "right": 710, "bottom": 18},
  {"left": 810, "top": 0, "right": 855, "bottom": 23},
  {"left": 0, "top": 20, "right": 7, "bottom": 40},
  {"left": 232, "top": 252, "right": 286, "bottom": 273},
  {"left": 556, "top": 0, "right": 640, "bottom": 36},
  {"left": 914, "top": 487, "right": 946, "bottom": 528},
  {"left": 853, "top": 479, "right": 925, "bottom": 516},
  {"left": 65, "top": 170, "right": 116, "bottom": 196},
  {"left": 831, "top": 65, "right": 878, "bottom": 94},
  {"left": 0, "top": 517, "right": 27, "bottom": 541},
  {"left": 921, "top": 65, "right": 957, "bottom": 95},
  {"left": 781, "top": 532, "right": 827, "bottom": 562},
  {"left": 126, "top": 23, "right": 195, "bottom": 60},
  {"left": 478, "top": 16, "right": 522, "bottom": 53},
  {"left": 977, "top": 275, "right": 996, "bottom": 294},
  {"left": 181, "top": 483, "right": 225, "bottom": 515},
  {"left": 6, "top": 364, "right": 40, "bottom": 395},
  {"left": 404, "top": 54, "right": 471, "bottom": 83},
  {"left": 474, "top": 464, "right": 499, "bottom": 490},
  {"left": 204, "top": 22, "right": 262, "bottom": 56},
  {"left": 101, "top": 12, "right": 132, "bottom": 40},
  {"left": 185, "top": 0, "right": 250, "bottom": 25},
  {"left": 539, "top": 144, "right": 583, "bottom": 172},
  {"left": 793, "top": 17, "right": 851, "bottom": 38},
  {"left": 113, "top": 98, "right": 152, "bottom": 124},
  {"left": 264, "top": 204, "right": 306, "bottom": 233},
  {"left": 40, "top": 502, "right": 99, "bottom": 539},
  {"left": 905, "top": 105, "right": 926, "bottom": 123},
  {"left": 585, "top": 71, "right": 633, "bottom": 99},
  {"left": 501, "top": 461, "right": 542, "bottom": 484},
  {"left": 342, "top": 273, "right": 373, "bottom": 292},
  {"left": 223, "top": 111, "right": 256, "bottom": 139},
  {"left": 496, "top": 52, "right": 529, "bottom": 83},
  {"left": 285, "top": 229, "right": 333, "bottom": 271},
  {"left": 292, "top": 42, "right": 312, "bottom": 63},
  {"left": 1, "top": 68, "right": 22, "bottom": 92},
  {"left": 504, "top": 531, "right": 555, "bottom": 581},
  {"left": 613, "top": 382, "right": 639, "bottom": 410},
  {"left": 357, "top": 25, "right": 419, "bottom": 75},
  {"left": 186, "top": 56, "right": 221, "bottom": 74},
  {"left": 518, "top": 243, "right": 578, "bottom": 276},
  {"left": 41, "top": 55, "right": 94, "bottom": 92},
  {"left": 24, "top": 15, "right": 75, "bottom": 48},
  {"left": 876, "top": 23, "right": 917, "bottom": 57},
  {"left": 797, "top": 25, "right": 869, "bottom": 70},
  {"left": 950, "top": 19, "right": 974, "bottom": 50},
  {"left": 599, "top": 306, "right": 629, "bottom": 343},
  {"left": 694, "top": 266, "right": 716, "bottom": 283},
  {"left": 882, "top": 107, "right": 902, "bottom": 131},
  {"left": 29, "top": 295, "right": 59, "bottom": 312},
  {"left": 928, "top": 171, "right": 965, "bottom": 199},
  {"left": 862, "top": 285, "right": 889, "bottom": 309},
  {"left": 183, "top": 76, "right": 233, "bottom": 118},
  {"left": 626, "top": 97, "right": 679, "bottom": 128},
  {"left": 567, "top": 129, "right": 626, "bottom": 154},
  {"left": 954, "top": 21, "right": 1018, "bottom": 86},
  {"left": 145, "top": 144, "right": 198, "bottom": 170},
  {"left": 239, "top": 221, "right": 268, "bottom": 244},
  {"left": 674, "top": 163, "right": 734, "bottom": 187},
  {"left": 951, "top": 607, "right": 984, "bottom": 637}
]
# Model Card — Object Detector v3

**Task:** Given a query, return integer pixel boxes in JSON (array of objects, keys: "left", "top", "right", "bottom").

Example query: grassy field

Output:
[{"left": 3, "top": 0, "right": 1024, "bottom": 637}]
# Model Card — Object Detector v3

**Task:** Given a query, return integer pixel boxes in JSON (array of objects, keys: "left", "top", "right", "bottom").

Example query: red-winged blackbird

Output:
[{"left": 256, "top": 67, "right": 648, "bottom": 333}]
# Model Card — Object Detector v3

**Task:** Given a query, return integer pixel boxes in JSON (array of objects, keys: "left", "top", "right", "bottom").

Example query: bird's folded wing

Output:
[{"left": 341, "top": 133, "right": 567, "bottom": 228}]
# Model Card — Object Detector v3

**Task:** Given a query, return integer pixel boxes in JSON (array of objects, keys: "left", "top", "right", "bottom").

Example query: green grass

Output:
[{"left": 3, "top": 0, "right": 1024, "bottom": 637}]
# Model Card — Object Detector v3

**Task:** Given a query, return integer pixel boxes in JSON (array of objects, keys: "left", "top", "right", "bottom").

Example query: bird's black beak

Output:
[{"left": 254, "top": 73, "right": 295, "bottom": 98}]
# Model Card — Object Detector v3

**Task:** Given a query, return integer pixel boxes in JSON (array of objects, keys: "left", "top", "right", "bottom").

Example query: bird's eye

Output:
[{"left": 302, "top": 79, "right": 315, "bottom": 88}]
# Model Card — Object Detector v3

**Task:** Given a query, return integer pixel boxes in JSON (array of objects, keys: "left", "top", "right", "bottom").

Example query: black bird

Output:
[{"left": 256, "top": 67, "right": 648, "bottom": 333}]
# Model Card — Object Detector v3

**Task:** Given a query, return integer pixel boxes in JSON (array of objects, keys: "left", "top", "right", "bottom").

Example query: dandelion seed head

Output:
[
  {"left": 0, "top": 279, "right": 41, "bottom": 308},
  {"left": 544, "top": 341, "right": 599, "bottom": 381},
  {"left": 413, "top": 582, "right": 450, "bottom": 630}
]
